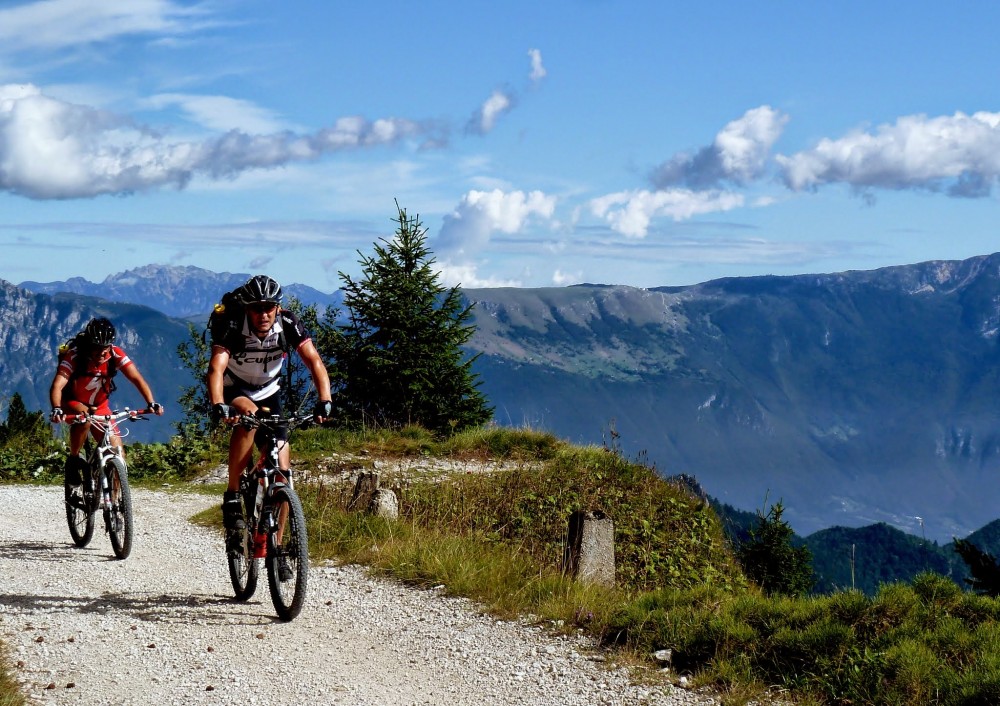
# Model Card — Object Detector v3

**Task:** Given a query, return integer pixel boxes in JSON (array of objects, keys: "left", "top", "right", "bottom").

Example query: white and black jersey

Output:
[{"left": 212, "top": 310, "right": 310, "bottom": 401}]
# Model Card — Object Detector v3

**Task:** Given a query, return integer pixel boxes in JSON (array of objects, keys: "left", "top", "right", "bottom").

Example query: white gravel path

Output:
[{"left": 0, "top": 485, "right": 719, "bottom": 706}]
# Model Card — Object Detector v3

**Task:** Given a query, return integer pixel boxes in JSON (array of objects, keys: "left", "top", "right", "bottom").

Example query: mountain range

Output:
[
  {"left": 13, "top": 255, "right": 1000, "bottom": 544},
  {"left": 462, "top": 256, "right": 1000, "bottom": 543},
  {"left": 19, "top": 264, "right": 341, "bottom": 320}
]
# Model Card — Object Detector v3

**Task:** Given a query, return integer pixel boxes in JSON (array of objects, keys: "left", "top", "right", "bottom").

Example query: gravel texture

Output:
[{"left": 0, "top": 485, "right": 720, "bottom": 706}]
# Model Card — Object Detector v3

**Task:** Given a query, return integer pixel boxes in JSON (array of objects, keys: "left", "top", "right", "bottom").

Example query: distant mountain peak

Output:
[{"left": 19, "top": 264, "right": 342, "bottom": 319}]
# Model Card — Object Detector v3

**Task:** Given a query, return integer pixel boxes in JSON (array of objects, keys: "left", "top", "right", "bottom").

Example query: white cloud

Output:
[
  {"left": 528, "top": 48, "right": 546, "bottom": 83},
  {"left": 0, "top": 83, "right": 446, "bottom": 198},
  {"left": 437, "top": 260, "right": 522, "bottom": 288},
  {"left": 715, "top": 106, "right": 788, "bottom": 181},
  {"left": 467, "top": 90, "right": 514, "bottom": 135},
  {"left": 143, "top": 93, "right": 291, "bottom": 134},
  {"left": 589, "top": 189, "right": 745, "bottom": 238},
  {"left": 436, "top": 188, "right": 557, "bottom": 258},
  {"left": 552, "top": 269, "right": 581, "bottom": 286},
  {"left": 650, "top": 106, "right": 788, "bottom": 190},
  {"left": 776, "top": 110, "right": 1000, "bottom": 196},
  {"left": 0, "top": 0, "right": 206, "bottom": 52}
]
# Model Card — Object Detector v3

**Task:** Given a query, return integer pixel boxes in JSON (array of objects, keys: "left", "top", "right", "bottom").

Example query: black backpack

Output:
[
  {"left": 205, "top": 288, "right": 244, "bottom": 345},
  {"left": 205, "top": 289, "right": 290, "bottom": 352}
]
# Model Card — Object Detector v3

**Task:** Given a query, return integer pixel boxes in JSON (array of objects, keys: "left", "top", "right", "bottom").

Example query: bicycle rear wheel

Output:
[
  {"left": 105, "top": 458, "right": 133, "bottom": 559},
  {"left": 265, "top": 485, "right": 309, "bottom": 621},
  {"left": 227, "top": 483, "right": 258, "bottom": 600},
  {"left": 64, "top": 469, "right": 95, "bottom": 547}
]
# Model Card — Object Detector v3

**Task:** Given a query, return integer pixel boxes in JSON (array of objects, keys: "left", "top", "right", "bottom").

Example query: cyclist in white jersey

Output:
[{"left": 207, "top": 275, "right": 332, "bottom": 532}]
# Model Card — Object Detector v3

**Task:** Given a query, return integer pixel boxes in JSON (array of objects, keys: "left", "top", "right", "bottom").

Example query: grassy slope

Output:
[{"left": 13, "top": 425, "right": 1000, "bottom": 705}]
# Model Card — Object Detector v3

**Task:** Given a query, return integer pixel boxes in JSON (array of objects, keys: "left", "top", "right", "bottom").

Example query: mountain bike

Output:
[
  {"left": 225, "top": 412, "right": 312, "bottom": 621},
  {"left": 61, "top": 408, "right": 154, "bottom": 559}
]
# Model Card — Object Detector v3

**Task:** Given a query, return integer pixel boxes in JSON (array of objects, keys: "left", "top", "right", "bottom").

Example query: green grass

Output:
[
  {"left": 287, "top": 426, "right": 1000, "bottom": 705},
  {"left": 0, "top": 645, "right": 26, "bottom": 706},
  {"left": 16, "top": 424, "right": 1000, "bottom": 705}
]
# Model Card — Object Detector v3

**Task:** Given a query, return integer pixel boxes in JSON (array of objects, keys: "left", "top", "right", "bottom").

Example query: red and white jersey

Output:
[{"left": 56, "top": 344, "right": 133, "bottom": 412}]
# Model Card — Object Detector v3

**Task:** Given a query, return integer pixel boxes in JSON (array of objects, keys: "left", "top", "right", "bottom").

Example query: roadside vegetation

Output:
[
  {"left": 194, "top": 423, "right": 1000, "bottom": 706},
  {"left": 10, "top": 419, "right": 1000, "bottom": 704},
  {"left": 7, "top": 202, "right": 1000, "bottom": 704}
]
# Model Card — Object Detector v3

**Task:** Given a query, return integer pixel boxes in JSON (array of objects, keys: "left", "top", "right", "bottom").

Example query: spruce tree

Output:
[
  {"left": 954, "top": 538, "right": 1000, "bottom": 596},
  {"left": 331, "top": 202, "right": 492, "bottom": 433},
  {"left": 176, "top": 323, "right": 212, "bottom": 435},
  {"left": 737, "top": 500, "right": 815, "bottom": 596}
]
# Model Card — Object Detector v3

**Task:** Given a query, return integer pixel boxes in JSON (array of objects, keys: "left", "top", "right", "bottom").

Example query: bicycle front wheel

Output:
[
  {"left": 227, "top": 484, "right": 258, "bottom": 600},
  {"left": 105, "top": 458, "right": 133, "bottom": 559},
  {"left": 265, "top": 485, "right": 309, "bottom": 621},
  {"left": 64, "top": 469, "right": 95, "bottom": 547}
]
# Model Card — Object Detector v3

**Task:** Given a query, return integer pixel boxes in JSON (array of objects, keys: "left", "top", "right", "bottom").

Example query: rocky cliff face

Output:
[
  {"left": 465, "top": 253, "right": 1000, "bottom": 541},
  {"left": 0, "top": 281, "right": 192, "bottom": 441}
]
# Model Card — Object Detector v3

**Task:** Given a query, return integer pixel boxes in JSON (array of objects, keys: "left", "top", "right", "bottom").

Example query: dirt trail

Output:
[{"left": 0, "top": 485, "right": 714, "bottom": 706}]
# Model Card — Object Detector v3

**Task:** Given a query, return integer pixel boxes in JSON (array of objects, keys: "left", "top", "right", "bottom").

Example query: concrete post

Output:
[
  {"left": 563, "top": 510, "right": 615, "bottom": 587},
  {"left": 370, "top": 488, "right": 399, "bottom": 520}
]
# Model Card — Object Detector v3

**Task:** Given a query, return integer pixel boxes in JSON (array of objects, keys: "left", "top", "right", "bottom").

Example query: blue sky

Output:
[{"left": 2, "top": 1, "right": 1000, "bottom": 292}]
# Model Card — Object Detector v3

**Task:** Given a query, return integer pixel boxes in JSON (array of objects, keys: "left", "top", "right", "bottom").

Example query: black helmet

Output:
[
  {"left": 238, "top": 275, "right": 283, "bottom": 305},
  {"left": 83, "top": 317, "right": 116, "bottom": 347}
]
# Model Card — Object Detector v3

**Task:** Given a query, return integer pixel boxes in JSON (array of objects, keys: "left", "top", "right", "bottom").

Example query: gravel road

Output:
[{"left": 0, "top": 485, "right": 719, "bottom": 706}]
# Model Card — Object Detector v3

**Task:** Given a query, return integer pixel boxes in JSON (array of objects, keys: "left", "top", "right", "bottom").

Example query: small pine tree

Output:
[
  {"left": 329, "top": 201, "right": 493, "bottom": 433},
  {"left": 281, "top": 296, "right": 326, "bottom": 414},
  {"left": 176, "top": 323, "right": 213, "bottom": 436},
  {"left": 954, "top": 538, "right": 1000, "bottom": 596},
  {"left": 737, "top": 500, "right": 815, "bottom": 596},
  {"left": 0, "top": 393, "right": 48, "bottom": 445}
]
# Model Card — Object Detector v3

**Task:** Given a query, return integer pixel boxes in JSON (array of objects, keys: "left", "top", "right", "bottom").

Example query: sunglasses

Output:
[{"left": 247, "top": 303, "right": 278, "bottom": 314}]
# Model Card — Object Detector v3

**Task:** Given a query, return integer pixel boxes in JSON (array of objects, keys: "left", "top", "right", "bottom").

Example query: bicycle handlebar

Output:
[
  {"left": 232, "top": 413, "right": 315, "bottom": 432},
  {"left": 60, "top": 408, "right": 157, "bottom": 424}
]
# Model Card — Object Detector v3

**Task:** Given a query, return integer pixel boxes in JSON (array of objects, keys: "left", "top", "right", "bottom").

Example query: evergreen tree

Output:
[
  {"left": 281, "top": 297, "right": 327, "bottom": 414},
  {"left": 176, "top": 323, "right": 213, "bottom": 435},
  {"left": 737, "top": 500, "right": 815, "bottom": 596},
  {"left": 954, "top": 538, "right": 1000, "bottom": 596},
  {"left": 0, "top": 393, "right": 47, "bottom": 445},
  {"left": 328, "top": 202, "right": 492, "bottom": 433}
]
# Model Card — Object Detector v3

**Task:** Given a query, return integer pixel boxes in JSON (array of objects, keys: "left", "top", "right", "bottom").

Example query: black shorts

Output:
[{"left": 223, "top": 390, "right": 288, "bottom": 445}]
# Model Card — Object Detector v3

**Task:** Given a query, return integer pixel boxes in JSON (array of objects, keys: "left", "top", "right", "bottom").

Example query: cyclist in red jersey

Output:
[{"left": 49, "top": 317, "right": 164, "bottom": 484}]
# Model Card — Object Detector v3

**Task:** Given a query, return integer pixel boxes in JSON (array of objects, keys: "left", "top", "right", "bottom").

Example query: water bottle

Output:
[
  {"left": 254, "top": 477, "right": 265, "bottom": 517},
  {"left": 253, "top": 531, "right": 267, "bottom": 559},
  {"left": 252, "top": 478, "right": 267, "bottom": 558}
]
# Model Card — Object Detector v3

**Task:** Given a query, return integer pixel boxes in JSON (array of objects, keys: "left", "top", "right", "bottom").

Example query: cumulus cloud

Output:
[
  {"left": 436, "top": 188, "right": 557, "bottom": 259},
  {"left": 466, "top": 89, "right": 515, "bottom": 135},
  {"left": 528, "top": 48, "right": 546, "bottom": 84},
  {"left": 437, "top": 261, "right": 522, "bottom": 288},
  {"left": 650, "top": 106, "right": 789, "bottom": 190},
  {"left": 552, "top": 269, "right": 581, "bottom": 286},
  {"left": 464, "top": 49, "right": 543, "bottom": 136},
  {"left": 776, "top": 110, "right": 1000, "bottom": 197},
  {"left": 589, "top": 188, "right": 745, "bottom": 238},
  {"left": 0, "top": 83, "right": 445, "bottom": 199}
]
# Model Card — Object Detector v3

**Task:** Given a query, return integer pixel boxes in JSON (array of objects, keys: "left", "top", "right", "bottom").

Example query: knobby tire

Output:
[
  {"left": 227, "top": 481, "right": 259, "bottom": 600},
  {"left": 65, "top": 467, "right": 95, "bottom": 548},
  {"left": 266, "top": 485, "right": 309, "bottom": 621},
  {"left": 105, "top": 457, "right": 133, "bottom": 559}
]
